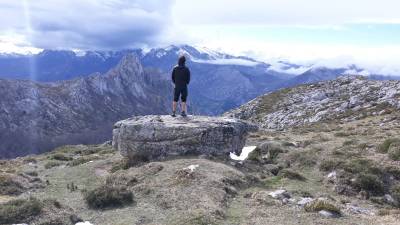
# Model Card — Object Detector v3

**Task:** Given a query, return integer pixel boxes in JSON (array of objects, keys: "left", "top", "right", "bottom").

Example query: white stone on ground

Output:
[
  {"left": 297, "top": 197, "right": 314, "bottom": 206},
  {"left": 268, "top": 189, "right": 290, "bottom": 199},
  {"left": 327, "top": 171, "right": 337, "bottom": 179},
  {"left": 185, "top": 164, "right": 199, "bottom": 172},
  {"left": 319, "top": 210, "right": 337, "bottom": 218},
  {"left": 384, "top": 194, "right": 396, "bottom": 205}
]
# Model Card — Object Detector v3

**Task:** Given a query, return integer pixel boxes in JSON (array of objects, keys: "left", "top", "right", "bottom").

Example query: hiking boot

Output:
[
  {"left": 171, "top": 112, "right": 176, "bottom": 117},
  {"left": 181, "top": 111, "right": 187, "bottom": 117}
]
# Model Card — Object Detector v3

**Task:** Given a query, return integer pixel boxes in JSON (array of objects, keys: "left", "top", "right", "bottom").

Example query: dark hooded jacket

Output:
[{"left": 172, "top": 62, "right": 190, "bottom": 88}]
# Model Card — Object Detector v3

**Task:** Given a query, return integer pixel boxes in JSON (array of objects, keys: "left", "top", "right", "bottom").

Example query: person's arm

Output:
[
  {"left": 187, "top": 68, "right": 190, "bottom": 84},
  {"left": 171, "top": 68, "right": 175, "bottom": 84}
]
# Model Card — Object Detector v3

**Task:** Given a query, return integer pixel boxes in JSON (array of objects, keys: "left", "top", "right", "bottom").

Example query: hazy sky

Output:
[{"left": 1, "top": 0, "right": 400, "bottom": 74}]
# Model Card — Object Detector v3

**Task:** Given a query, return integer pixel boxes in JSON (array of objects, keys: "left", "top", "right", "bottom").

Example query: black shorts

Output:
[{"left": 174, "top": 86, "right": 188, "bottom": 102}]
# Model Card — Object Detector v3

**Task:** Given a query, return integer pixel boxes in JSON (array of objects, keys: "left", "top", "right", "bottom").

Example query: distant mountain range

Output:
[
  {"left": 1, "top": 45, "right": 400, "bottom": 158},
  {"left": 0, "top": 54, "right": 171, "bottom": 158},
  {"left": 0, "top": 45, "right": 398, "bottom": 116}
]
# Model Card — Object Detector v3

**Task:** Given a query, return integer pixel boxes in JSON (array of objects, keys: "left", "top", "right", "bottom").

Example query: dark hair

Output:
[{"left": 178, "top": 55, "right": 186, "bottom": 66}]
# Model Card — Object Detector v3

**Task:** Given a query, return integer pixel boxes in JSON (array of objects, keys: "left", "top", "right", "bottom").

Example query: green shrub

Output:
[
  {"left": 0, "top": 174, "right": 24, "bottom": 195},
  {"left": 378, "top": 138, "right": 400, "bottom": 153},
  {"left": 99, "top": 148, "right": 115, "bottom": 155},
  {"left": 319, "top": 159, "right": 344, "bottom": 172},
  {"left": 170, "top": 212, "right": 218, "bottom": 225},
  {"left": 286, "top": 150, "right": 317, "bottom": 168},
  {"left": 385, "top": 166, "right": 400, "bottom": 180},
  {"left": 49, "top": 153, "right": 72, "bottom": 161},
  {"left": 388, "top": 142, "right": 400, "bottom": 161},
  {"left": 23, "top": 157, "right": 38, "bottom": 163},
  {"left": 278, "top": 169, "right": 306, "bottom": 181},
  {"left": 110, "top": 159, "right": 133, "bottom": 173},
  {"left": 44, "top": 161, "right": 62, "bottom": 169},
  {"left": 0, "top": 197, "right": 43, "bottom": 224},
  {"left": 304, "top": 199, "right": 341, "bottom": 215},
  {"left": 37, "top": 218, "right": 68, "bottom": 225},
  {"left": 334, "top": 132, "right": 350, "bottom": 137},
  {"left": 262, "top": 176, "right": 283, "bottom": 188},
  {"left": 377, "top": 209, "right": 400, "bottom": 216},
  {"left": 110, "top": 163, "right": 124, "bottom": 173},
  {"left": 299, "top": 153, "right": 317, "bottom": 167},
  {"left": 52, "top": 145, "right": 76, "bottom": 154},
  {"left": 246, "top": 148, "right": 262, "bottom": 162},
  {"left": 343, "top": 158, "right": 382, "bottom": 175},
  {"left": 70, "top": 145, "right": 113, "bottom": 156},
  {"left": 25, "top": 171, "right": 38, "bottom": 177},
  {"left": 81, "top": 147, "right": 103, "bottom": 155},
  {"left": 248, "top": 142, "right": 284, "bottom": 163},
  {"left": 68, "top": 156, "right": 100, "bottom": 167},
  {"left": 358, "top": 143, "right": 369, "bottom": 150},
  {"left": 370, "top": 196, "right": 386, "bottom": 205},
  {"left": 343, "top": 139, "right": 357, "bottom": 146},
  {"left": 84, "top": 185, "right": 133, "bottom": 209},
  {"left": 353, "top": 173, "right": 384, "bottom": 195}
]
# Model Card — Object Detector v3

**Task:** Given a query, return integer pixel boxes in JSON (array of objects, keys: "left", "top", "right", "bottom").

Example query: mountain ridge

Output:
[
  {"left": 1, "top": 45, "right": 398, "bottom": 82},
  {"left": 1, "top": 45, "right": 399, "bottom": 116},
  {"left": 0, "top": 54, "right": 171, "bottom": 158},
  {"left": 226, "top": 75, "right": 400, "bottom": 130}
]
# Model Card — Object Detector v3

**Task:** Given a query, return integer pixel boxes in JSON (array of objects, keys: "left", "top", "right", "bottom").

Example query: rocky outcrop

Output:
[
  {"left": 112, "top": 115, "right": 257, "bottom": 161},
  {"left": 0, "top": 54, "right": 172, "bottom": 158},
  {"left": 226, "top": 75, "right": 400, "bottom": 130}
]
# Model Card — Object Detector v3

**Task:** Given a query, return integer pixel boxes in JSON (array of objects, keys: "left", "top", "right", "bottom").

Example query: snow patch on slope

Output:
[{"left": 194, "top": 46, "right": 224, "bottom": 59}]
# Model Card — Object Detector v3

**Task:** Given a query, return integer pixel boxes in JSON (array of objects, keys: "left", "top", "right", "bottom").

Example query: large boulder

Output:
[{"left": 112, "top": 115, "right": 258, "bottom": 161}]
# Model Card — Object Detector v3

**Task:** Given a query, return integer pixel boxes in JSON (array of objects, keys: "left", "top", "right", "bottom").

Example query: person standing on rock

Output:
[{"left": 171, "top": 55, "right": 191, "bottom": 117}]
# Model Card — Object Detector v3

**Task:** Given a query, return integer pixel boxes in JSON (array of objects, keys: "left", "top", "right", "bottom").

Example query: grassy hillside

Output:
[
  {"left": 1, "top": 76, "right": 400, "bottom": 224},
  {"left": 1, "top": 111, "right": 400, "bottom": 224}
]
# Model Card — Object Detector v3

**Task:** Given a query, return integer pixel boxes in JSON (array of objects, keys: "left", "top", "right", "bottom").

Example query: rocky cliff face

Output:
[
  {"left": 0, "top": 54, "right": 172, "bottom": 158},
  {"left": 226, "top": 75, "right": 400, "bottom": 130}
]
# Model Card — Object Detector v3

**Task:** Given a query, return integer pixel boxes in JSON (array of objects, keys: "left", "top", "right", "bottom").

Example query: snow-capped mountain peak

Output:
[{"left": 141, "top": 44, "right": 263, "bottom": 67}]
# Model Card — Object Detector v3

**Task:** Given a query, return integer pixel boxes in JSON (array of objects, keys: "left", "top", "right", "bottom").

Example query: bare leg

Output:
[
  {"left": 181, "top": 102, "right": 187, "bottom": 113},
  {"left": 172, "top": 101, "right": 177, "bottom": 113}
]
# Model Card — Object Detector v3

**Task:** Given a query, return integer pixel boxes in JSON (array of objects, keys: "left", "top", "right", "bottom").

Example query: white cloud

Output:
[
  {"left": 191, "top": 58, "right": 260, "bottom": 67},
  {"left": 0, "top": 0, "right": 176, "bottom": 50},
  {"left": 0, "top": 33, "right": 41, "bottom": 54},
  {"left": 267, "top": 62, "right": 311, "bottom": 75},
  {"left": 173, "top": 0, "right": 400, "bottom": 26},
  {"left": 0, "top": 0, "right": 399, "bottom": 76},
  {"left": 196, "top": 39, "right": 400, "bottom": 75},
  {"left": 344, "top": 69, "right": 370, "bottom": 76}
]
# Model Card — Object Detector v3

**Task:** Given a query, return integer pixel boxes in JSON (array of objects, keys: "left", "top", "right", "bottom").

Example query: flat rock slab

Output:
[{"left": 112, "top": 115, "right": 258, "bottom": 161}]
